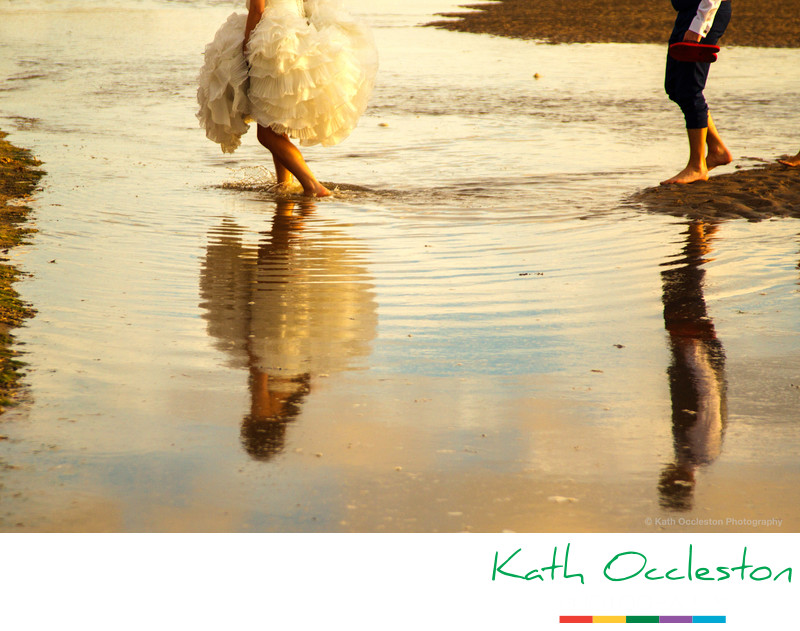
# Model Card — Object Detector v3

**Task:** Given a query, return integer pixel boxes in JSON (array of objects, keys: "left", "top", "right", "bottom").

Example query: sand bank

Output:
[
  {"left": 0, "top": 131, "right": 43, "bottom": 410},
  {"left": 631, "top": 161, "right": 800, "bottom": 221},
  {"left": 427, "top": 0, "right": 800, "bottom": 47}
]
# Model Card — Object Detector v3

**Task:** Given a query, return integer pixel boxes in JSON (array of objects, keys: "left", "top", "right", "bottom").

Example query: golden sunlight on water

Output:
[{"left": 0, "top": 0, "right": 798, "bottom": 532}]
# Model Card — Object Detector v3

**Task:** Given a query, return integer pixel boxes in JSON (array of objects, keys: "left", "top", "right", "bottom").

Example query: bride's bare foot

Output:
[
  {"left": 303, "top": 181, "right": 331, "bottom": 197},
  {"left": 706, "top": 146, "right": 733, "bottom": 170},
  {"left": 660, "top": 165, "right": 709, "bottom": 185},
  {"left": 267, "top": 180, "right": 295, "bottom": 195},
  {"left": 778, "top": 154, "right": 800, "bottom": 167},
  {"left": 314, "top": 186, "right": 332, "bottom": 198}
]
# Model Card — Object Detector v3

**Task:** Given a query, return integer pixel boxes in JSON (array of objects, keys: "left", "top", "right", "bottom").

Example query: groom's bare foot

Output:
[
  {"left": 778, "top": 154, "right": 800, "bottom": 167},
  {"left": 660, "top": 165, "right": 708, "bottom": 185},
  {"left": 706, "top": 146, "right": 733, "bottom": 170}
]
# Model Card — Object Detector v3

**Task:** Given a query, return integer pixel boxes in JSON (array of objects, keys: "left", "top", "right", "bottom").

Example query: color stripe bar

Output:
[{"left": 560, "top": 615, "right": 726, "bottom": 624}]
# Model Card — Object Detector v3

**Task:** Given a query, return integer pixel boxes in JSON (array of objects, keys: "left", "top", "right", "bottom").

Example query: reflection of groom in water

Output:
[
  {"left": 659, "top": 221, "right": 727, "bottom": 510},
  {"left": 199, "top": 200, "right": 377, "bottom": 461}
]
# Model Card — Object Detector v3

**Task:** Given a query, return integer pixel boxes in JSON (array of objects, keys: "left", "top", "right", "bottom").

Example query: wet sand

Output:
[{"left": 427, "top": 0, "right": 800, "bottom": 47}]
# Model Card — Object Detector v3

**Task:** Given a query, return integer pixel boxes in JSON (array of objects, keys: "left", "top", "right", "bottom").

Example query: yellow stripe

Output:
[{"left": 593, "top": 616, "right": 627, "bottom": 623}]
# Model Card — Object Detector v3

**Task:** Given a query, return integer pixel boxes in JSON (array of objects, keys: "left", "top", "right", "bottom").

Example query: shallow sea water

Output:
[{"left": 0, "top": 0, "right": 798, "bottom": 532}]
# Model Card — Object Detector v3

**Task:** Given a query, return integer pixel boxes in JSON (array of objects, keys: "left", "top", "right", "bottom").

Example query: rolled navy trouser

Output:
[{"left": 665, "top": 0, "right": 732, "bottom": 129}]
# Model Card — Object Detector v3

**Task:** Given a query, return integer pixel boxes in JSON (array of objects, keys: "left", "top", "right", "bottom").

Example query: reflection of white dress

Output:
[
  {"left": 199, "top": 219, "right": 378, "bottom": 378},
  {"left": 196, "top": 0, "right": 378, "bottom": 153}
]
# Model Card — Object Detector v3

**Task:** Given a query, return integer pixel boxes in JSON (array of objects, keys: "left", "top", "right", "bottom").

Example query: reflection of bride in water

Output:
[
  {"left": 199, "top": 199, "right": 377, "bottom": 460},
  {"left": 659, "top": 221, "right": 727, "bottom": 511}
]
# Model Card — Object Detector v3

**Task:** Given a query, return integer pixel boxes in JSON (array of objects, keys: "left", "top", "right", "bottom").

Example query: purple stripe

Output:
[{"left": 661, "top": 616, "right": 693, "bottom": 623}]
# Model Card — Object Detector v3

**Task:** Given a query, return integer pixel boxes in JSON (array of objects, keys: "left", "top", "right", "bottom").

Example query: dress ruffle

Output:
[
  {"left": 196, "top": 0, "right": 377, "bottom": 152},
  {"left": 196, "top": 12, "right": 252, "bottom": 154}
]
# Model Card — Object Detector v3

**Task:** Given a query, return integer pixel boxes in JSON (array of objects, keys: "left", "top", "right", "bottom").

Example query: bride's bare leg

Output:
[
  {"left": 272, "top": 154, "right": 293, "bottom": 187},
  {"left": 257, "top": 125, "right": 331, "bottom": 197}
]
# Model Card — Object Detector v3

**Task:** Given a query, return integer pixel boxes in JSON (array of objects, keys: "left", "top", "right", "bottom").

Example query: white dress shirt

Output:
[{"left": 689, "top": 0, "right": 726, "bottom": 38}]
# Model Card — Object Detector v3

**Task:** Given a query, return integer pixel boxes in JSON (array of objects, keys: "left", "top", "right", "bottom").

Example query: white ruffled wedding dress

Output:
[{"left": 196, "top": 0, "right": 377, "bottom": 153}]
